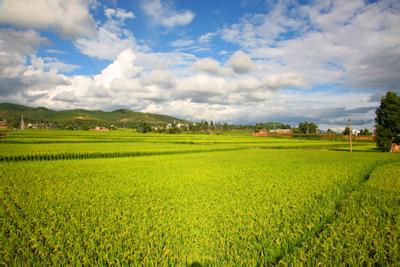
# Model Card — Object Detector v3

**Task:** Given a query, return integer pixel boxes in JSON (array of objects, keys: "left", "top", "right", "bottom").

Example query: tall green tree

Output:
[
  {"left": 296, "top": 122, "right": 318, "bottom": 134},
  {"left": 136, "top": 122, "right": 152, "bottom": 133},
  {"left": 375, "top": 91, "right": 400, "bottom": 151},
  {"left": 343, "top": 127, "right": 350, "bottom": 135}
]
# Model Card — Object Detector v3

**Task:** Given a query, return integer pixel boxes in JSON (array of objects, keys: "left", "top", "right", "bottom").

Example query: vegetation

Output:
[
  {"left": 284, "top": 162, "right": 400, "bottom": 265},
  {"left": 375, "top": 91, "right": 400, "bottom": 151},
  {"left": 0, "top": 103, "right": 183, "bottom": 129},
  {"left": 254, "top": 121, "right": 291, "bottom": 131},
  {"left": 294, "top": 121, "right": 319, "bottom": 134},
  {"left": 0, "top": 130, "right": 398, "bottom": 265}
]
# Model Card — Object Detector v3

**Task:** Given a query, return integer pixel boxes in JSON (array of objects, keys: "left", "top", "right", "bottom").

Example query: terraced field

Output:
[{"left": 0, "top": 130, "right": 398, "bottom": 265}]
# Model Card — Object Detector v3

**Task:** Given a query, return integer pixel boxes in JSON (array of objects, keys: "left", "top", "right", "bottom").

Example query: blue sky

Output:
[{"left": 0, "top": 0, "right": 399, "bottom": 130}]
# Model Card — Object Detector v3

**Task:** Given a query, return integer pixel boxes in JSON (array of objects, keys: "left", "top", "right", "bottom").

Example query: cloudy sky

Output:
[{"left": 0, "top": 0, "right": 399, "bottom": 130}]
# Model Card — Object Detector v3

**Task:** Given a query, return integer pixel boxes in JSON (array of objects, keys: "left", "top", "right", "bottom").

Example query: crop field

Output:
[{"left": 0, "top": 130, "right": 399, "bottom": 265}]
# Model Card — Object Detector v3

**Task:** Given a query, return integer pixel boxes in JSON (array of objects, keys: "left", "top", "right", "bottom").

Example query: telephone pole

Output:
[
  {"left": 20, "top": 115, "right": 25, "bottom": 130},
  {"left": 348, "top": 118, "right": 352, "bottom": 152}
]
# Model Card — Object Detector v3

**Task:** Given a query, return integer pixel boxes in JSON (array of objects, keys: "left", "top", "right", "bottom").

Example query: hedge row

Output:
[{"left": 0, "top": 147, "right": 247, "bottom": 162}]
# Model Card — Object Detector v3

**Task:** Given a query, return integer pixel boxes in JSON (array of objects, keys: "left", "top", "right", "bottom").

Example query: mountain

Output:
[{"left": 0, "top": 103, "right": 184, "bottom": 129}]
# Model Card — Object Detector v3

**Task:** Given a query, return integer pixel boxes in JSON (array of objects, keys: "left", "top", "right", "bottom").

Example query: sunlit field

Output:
[{"left": 1, "top": 130, "right": 399, "bottom": 265}]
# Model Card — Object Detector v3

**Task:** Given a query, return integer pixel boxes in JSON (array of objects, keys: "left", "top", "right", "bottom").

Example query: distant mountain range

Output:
[{"left": 0, "top": 103, "right": 184, "bottom": 129}]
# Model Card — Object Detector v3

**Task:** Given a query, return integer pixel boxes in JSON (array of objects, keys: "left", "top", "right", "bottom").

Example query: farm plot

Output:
[
  {"left": 283, "top": 162, "right": 400, "bottom": 265},
  {"left": 1, "top": 130, "right": 371, "bottom": 162},
  {"left": 1, "top": 149, "right": 398, "bottom": 265}
]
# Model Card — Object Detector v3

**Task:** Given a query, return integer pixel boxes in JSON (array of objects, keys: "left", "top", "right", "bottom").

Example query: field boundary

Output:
[
  {"left": 0, "top": 147, "right": 250, "bottom": 162},
  {"left": 0, "top": 143, "right": 374, "bottom": 162}
]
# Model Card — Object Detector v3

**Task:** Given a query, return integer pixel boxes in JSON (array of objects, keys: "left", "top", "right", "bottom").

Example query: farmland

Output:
[{"left": 0, "top": 130, "right": 399, "bottom": 265}]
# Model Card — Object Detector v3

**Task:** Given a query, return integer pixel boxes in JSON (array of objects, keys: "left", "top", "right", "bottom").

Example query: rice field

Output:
[{"left": 0, "top": 130, "right": 398, "bottom": 265}]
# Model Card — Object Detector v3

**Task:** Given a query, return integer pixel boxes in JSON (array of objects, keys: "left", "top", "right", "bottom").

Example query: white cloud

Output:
[
  {"left": 74, "top": 7, "right": 137, "bottom": 60},
  {"left": 141, "top": 0, "right": 195, "bottom": 28},
  {"left": 0, "top": 0, "right": 96, "bottom": 38},
  {"left": 199, "top": 32, "right": 214, "bottom": 43},
  {"left": 104, "top": 8, "right": 134, "bottom": 21},
  {"left": 93, "top": 49, "right": 141, "bottom": 88},
  {"left": 227, "top": 50, "right": 255, "bottom": 74},
  {"left": 0, "top": 29, "right": 49, "bottom": 68},
  {"left": 220, "top": 0, "right": 400, "bottom": 90},
  {"left": 191, "top": 58, "right": 231, "bottom": 76},
  {"left": 53, "top": 90, "right": 79, "bottom": 103},
  {"left": 176, "top": 74, "right": 228, "bottom": 103},
  {"left": 0, "top": 29, "right": 71, "bottom": 97},
  {"left": 170, "top": 39, "right": 194, "bottom": 48},
  {"left": 30, "top": 56, "right": 79, "bottom": 73},
  {"left": 140, "top": 70, "right": 175, "bottom": 89}
]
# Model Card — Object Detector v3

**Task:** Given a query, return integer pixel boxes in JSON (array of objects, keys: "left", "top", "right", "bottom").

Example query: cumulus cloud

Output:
[
  {"left": 227, "top": 51, "right": 255, "bottom": 74},
  {"left": 191, "top": 58, "right": 231, "bottom": 76},
  {"left": 0, "top": 0, "right": 96, "bottom": 38},
  {"left": 53, "top": 90, "right": 79, "bottom": 103},
  {"left": 0, "top": 29, "right": 49, "bottom": 69},
  {"left": 93, "top": 49, "right": 141, "bottom": 88},
  {"left": 0, "top": 29, "right": 71, "bottom": 98},
  {"left": 140, "top": 70, "right": 175, "bottom": 89},
  {"left": 75, "top": 7, "right": 137, "bottom": 60},
  {"left": 220, "top": 0, "right": 400, "bottom": 90},
  {"left": 176, "top": 74, "right": 227, "bottom": 103},
  {"left": 141, "top": 0, "right": 195, "bottom": 28}
]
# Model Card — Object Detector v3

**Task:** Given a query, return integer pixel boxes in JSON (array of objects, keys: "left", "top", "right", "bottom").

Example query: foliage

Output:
[
  {"left": 0, "top": 103, "right": 182, "bottom": 129},
  {"left": 343, "top": 126, "right": 350, "bottom": 135},
  {"left": 375, "top": 91, "right": 400, "bottom": 151},
  {"left": 295, "top": 122, "right": 318, "bottom": 134},
  {"left": 136, "top": 122, "right": 152, "bottom": 133},
  {"left": 359, "top": 128, "right": 372, "bottom": 136},
  {"left": 254, "top": 122, "right": 291, "bottom": 131}
]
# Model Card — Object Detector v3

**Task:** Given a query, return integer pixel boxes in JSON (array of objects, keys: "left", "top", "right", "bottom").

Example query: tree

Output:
[
  {"left": 296, "top": 122, "right": 318, "bottom": 134},
  {"left": 136, "top": 122, "right": 151, "bottom": 133},
  {"left": 359, "top": 128, "right": 372, "bottom": 136},
  {"left": 343, "top": 127, "right": 350, "bottom": 135},
  {"left": 375, "top": 91, "right": 400, "bottom": 151}
]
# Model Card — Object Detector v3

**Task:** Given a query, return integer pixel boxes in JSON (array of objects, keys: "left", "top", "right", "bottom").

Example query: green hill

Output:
[{"left": 0, "top": 103, "right": 184, "bottom": 129}]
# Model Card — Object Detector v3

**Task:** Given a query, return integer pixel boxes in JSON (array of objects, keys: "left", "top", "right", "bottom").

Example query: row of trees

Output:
[{"left": 342, "top": 127, "right": 372, "bottom": 136}]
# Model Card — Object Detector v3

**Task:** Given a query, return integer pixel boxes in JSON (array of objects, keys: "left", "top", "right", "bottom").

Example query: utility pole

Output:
[
  {"left": 348, "top": 118, "right": 352, "bottom": 152},
  {"left": 273, "top": 117, "right": 276, "bottom": 130},
  {"left": 20, "top": 115, "right": 25, "bottom": 130}
]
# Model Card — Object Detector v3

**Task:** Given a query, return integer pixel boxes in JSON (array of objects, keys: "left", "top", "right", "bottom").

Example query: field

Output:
[{"left": 1, "top": 130, "right": 399, "bottom": 265}]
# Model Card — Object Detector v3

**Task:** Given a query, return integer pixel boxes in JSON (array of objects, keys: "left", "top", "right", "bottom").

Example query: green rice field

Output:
[{"left": 1, "top": 130, "right": 399, "bottom": 265}]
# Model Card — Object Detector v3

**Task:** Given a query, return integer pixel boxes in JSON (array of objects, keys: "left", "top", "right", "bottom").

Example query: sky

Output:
[{"left": 0, "top": 0, "right": 399, "bottom": 130}]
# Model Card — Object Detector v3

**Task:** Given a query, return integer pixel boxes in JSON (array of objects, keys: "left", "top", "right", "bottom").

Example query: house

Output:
[
  {"left": 270, "top": 128, "right": 292, "bottom": 135},
  {"left": 0, "top": 120, "right": 8, "bottom": 129},
  {"left": 252, "top": 129, "right": 269, "bottom": 136},
  {"left": 352, "top": 129, "right": 361, "bottom": 135},
  {"left": 391, "top": 143, "right": 400, "bottom": 153},
  {"left": 93, "top": 126, "right": 109, "bottom": 131},
  {"left": 176, "top": 123, "right": 188, "bottom": 129}
]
